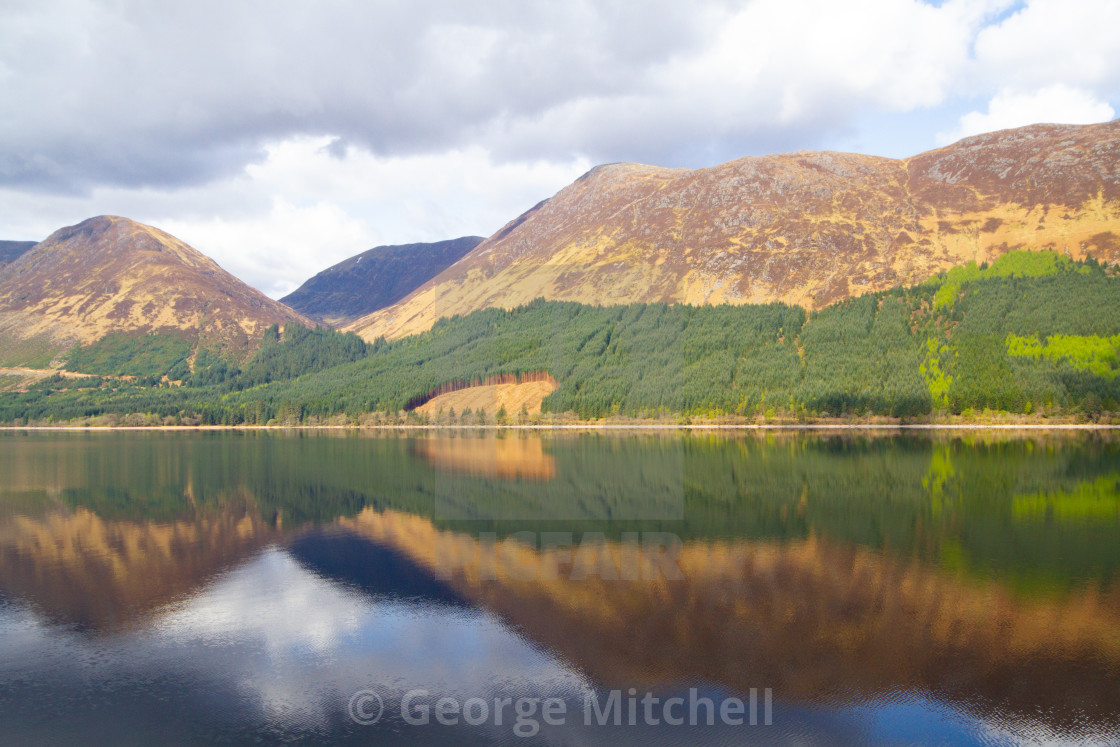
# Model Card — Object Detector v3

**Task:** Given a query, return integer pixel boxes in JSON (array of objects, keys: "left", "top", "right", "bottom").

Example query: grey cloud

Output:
[
  {"left": 1, "top": 0, "right": 736, "bottom": 192},
  {"left": 11, "top": 0, "right": 1092, "bottom": 196},
  {"left": 321, "top": 138, "right": 349, "bottom": 160},
  {"left": 0, "top": 134, "right": 268, "bottom": 194}
]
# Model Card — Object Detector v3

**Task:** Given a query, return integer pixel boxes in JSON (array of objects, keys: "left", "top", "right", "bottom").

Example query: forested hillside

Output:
[{"left": 2, "top": 251, "right": 1119, "bottom": 425}]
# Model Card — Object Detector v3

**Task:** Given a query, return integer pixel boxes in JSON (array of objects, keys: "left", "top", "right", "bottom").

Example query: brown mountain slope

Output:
[
  {"left": 348, "top": 121, "right": 1120, "bottom": 341},
  {"left": 0, "top": 216, "right": 310, "bottom": 361}
]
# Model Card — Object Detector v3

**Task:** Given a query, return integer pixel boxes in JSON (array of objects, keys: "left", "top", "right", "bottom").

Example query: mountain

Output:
[
  {"left": 0, "top": 240, "right": 37, "bottom": 266},
  {"left": 347, "top": 120, "right": 1120, "bottom": 341},
  {"left": 281, "top": 236, "right": 483, "bottom": 326},
  {"left": 0, "top": 216, "right": 310, "bottom": 364}
]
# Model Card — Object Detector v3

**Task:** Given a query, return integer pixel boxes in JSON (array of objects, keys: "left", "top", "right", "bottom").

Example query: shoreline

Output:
[{"left": 2, "top": 423, "right": 1119, "bottom": 432}]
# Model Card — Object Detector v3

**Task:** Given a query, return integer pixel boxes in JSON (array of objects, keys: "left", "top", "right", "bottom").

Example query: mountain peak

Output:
[
  {"left": 0, "top": 216, "right": 308, "bottom": 357},
  {"left": 30, "top": 215, "right": 215, "bottom": 270},
  {"left": 42, "top": 214, "right": 125, "bottom": 243}
]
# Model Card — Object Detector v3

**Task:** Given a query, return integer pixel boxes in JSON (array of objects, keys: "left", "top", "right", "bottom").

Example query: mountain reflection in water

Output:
[
  {"left": 0, "top": 429, "right": 1118, "bottom": 745},
  {"left": 412, "top": 435, "right": 556, "bottom": 480}
]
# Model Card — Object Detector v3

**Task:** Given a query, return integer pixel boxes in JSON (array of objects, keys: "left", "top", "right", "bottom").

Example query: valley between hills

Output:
[{"left": 1, "top": 121, "right": 1120, "bottom": 427}]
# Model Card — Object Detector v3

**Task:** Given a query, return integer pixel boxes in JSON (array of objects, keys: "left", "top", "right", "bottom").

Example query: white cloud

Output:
[
  {"left": 0, "top": 138, "right": 590, "bottom": 297},
  {"left": 161, "top": 140, "right": 591, "bottom": 297},
  {"left": 972, "top": 0, "right": 1120, "bottom": 93},
  {"left": 490, "top": 0, "right": 1015, "bottom": 164},
  {"left": 158, "top": 199, "right": 376, "bottom": 299},
  {"left": 689, "top": 0, "right": 999, "bottom": 112},
  {"left": 936, "top": 84, "right": 1116, "bottom": 144}
]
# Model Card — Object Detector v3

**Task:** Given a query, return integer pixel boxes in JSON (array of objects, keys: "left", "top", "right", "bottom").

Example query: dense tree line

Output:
[
  {"left": 230, "top": 324, "right": 370, "bottom": 388},
  {"left": 3, "top": 250, "right": 1120, "bottom": 424},
  {"left": 63, "top": 332, "right": 194, "bottom": 379}
]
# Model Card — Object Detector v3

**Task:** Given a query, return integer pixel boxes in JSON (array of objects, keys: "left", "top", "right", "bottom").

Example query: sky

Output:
[{"left": 1, "top": 0, "right": 1118, "bottom": 298}]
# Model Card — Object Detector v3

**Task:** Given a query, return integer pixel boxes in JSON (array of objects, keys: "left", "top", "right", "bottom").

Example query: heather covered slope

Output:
[
  {"left": 0, "top": 216, "right": 311, "bottom": 365},
  {"left": 349, "top": 121, "right": 1120, "bottom": 341},
  {"left": 281, "top": 236, "right": 483, "bottom": 325}
]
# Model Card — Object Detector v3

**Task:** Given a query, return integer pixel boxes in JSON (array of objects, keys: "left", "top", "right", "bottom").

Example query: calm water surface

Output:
[{"left": 0, "top": 429, "right": 1118, "bottom": 745}]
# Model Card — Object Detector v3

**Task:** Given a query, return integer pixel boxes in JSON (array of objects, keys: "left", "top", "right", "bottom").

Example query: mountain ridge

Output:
[
  {"left": 346, "top": 120, "right": 1120, "bottom": 341},
  {"left": 281, "top": 236, "right": 483, "bottom": 325}
]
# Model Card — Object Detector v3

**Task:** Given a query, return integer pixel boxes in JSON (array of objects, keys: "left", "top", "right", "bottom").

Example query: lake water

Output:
[{"left": 0, "top": 429, "right": 1118, "bottom": 745}]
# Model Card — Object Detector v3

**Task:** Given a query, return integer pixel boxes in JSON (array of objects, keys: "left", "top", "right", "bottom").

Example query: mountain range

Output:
[{"left": 0, "top": 121, "right": 1117, "bottom": 384}]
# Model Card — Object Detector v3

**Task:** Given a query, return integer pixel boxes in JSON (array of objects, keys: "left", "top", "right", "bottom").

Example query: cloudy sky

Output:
[{"left": 2, "top": 0, "right": 1118, "bottom": 297}]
